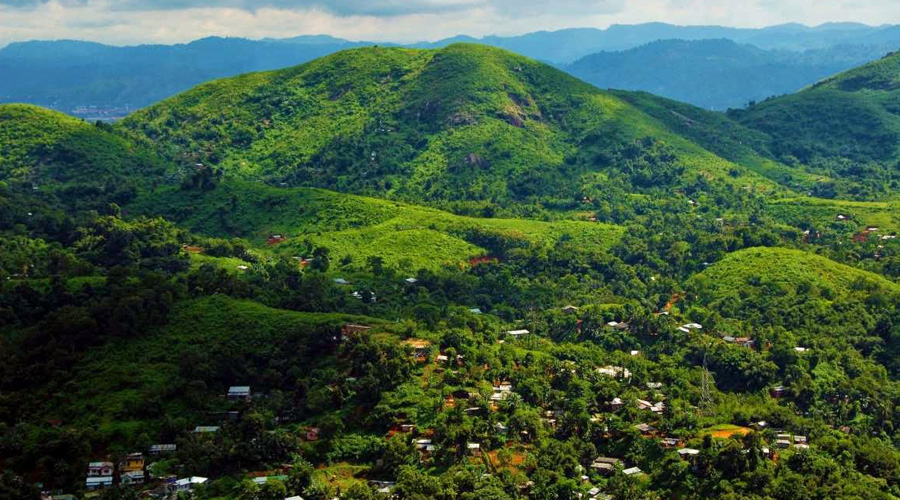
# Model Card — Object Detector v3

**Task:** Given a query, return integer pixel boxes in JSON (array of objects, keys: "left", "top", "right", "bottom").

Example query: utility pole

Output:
[{"left": 700, "top": 345, "right": 714, "bottom": 417}]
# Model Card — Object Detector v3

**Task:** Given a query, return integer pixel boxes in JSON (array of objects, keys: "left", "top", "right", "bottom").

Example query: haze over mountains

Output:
[{"left": 2, "top": 22, "right": 900, "bottom": 116}]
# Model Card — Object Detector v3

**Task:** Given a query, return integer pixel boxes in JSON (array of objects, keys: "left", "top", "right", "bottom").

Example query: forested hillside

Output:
[
  {"left": 2, "top": 43, "right": 900, "bottom": 500},
  {"left": 730, "top": 51, "right": 900, "bottom": 198},
  {"left": 119, "top": 44, "right": 820, "bottom": 214}
]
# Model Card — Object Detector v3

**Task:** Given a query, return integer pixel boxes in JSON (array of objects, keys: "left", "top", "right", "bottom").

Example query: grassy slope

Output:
[
  {"left": 120, "top": 44, "right": 789, "bottom": 204},
  {"left": 689, "top": 247, "right": 900, "bottom": 302},
  {"left": 132, "top": 182, "right": 625, "bottom": 271},
  {"left": 52, "top": 295, "right": 383, "bottom": 437},
  {"left": 613, "top": 90, "right": 826, "bottom": 192},
  {"left": 766, "top": 197, "right": 900, "bottom": 232},
  {"left": 0, "top": 104, "right": 167, "bottom": 185},
  {"left": 731, "top": 51, "right": 900, "bottom": 163}
]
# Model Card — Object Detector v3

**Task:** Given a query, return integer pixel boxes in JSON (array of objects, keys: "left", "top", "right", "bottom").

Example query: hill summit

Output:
[{"left": 121, "top": 43, "right": 794, "bottom": 207}]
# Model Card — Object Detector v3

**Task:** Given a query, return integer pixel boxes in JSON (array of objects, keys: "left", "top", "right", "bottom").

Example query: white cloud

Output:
[{"left": 0, "top": 0, "right": 897, "bottom": 47}]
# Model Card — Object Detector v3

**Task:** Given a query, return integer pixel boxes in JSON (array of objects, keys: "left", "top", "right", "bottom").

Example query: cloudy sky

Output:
[{"left": 0, "top": 0, "right": 897, "bottom": 46}]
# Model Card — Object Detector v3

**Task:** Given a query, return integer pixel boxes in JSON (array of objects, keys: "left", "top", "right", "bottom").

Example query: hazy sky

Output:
[{"left": 0, "top": 0, "right": 898, "bottom": 46}]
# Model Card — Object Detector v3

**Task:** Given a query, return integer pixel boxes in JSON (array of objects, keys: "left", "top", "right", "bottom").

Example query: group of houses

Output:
[
  {"left": 82, "top": 384, "right": 259, "bottom": 496},
  {"left": 85, "top": 453, "right": 144, "bottom": 491},
  {"left": 85, "top": 449, "right": 207, "bottom": 498}
]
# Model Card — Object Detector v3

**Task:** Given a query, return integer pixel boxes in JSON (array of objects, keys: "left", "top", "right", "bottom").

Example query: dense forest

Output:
[{"left": 2, "top": 43, "right": 900, "bottom": 500}]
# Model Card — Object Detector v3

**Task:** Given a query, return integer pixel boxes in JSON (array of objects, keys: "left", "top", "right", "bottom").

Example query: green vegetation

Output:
[
  {"left": 690, "top": 246, "right": 900, "bottom": 301},
  {"left": 132, "top": 181, "right": 623, "bottom": 271},
  {"left": 121, "top": 44, "right": 786, "bottom": 212},
  {"left": 731, "top": 51, "right": 900, "bottom": 199},
  {"left": 4, "top": 44, "right": 900, "bottom": 500},
  {"left": 766, "top": 197, "right": 900, "bottom": 232},
  {"left": 0, "top": 104, "right": 167, "bottom": 186},
  {"left": 57, "top": 295, "right": 382, "bottom": 436}
]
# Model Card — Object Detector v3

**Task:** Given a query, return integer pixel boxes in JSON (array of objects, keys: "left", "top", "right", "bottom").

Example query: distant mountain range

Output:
[
  {"left": 1, "top": 22, "right": 899, "bottom": 115},
  {"left": 565, "top": 39, "right": 888, "bottom": 110}
]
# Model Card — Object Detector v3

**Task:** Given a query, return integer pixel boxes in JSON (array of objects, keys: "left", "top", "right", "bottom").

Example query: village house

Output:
[
  {"left": 677, "top": 448, "right": 701, "bottom": 461},
  {"left": 403, "top": 339, "right": 431, "bottom": 361},
  {"left": 596, "top": 366, "right": 632, "bottom": 379},
  {"left": 661, "top": 437, "right": 683, "bottom": 448},
  {"left": 723, "top": 335, "right": 755, "bottom": 348},
  {"left": 119, "top": 453, "right": 144, "bottom": 479},
  {"left": 369, "top": 481, "right": 396, "bottom": 495},
  {"left": 562, "top": 305, "right": 579, "bottom": 314},
  {"left": 770, "top": 386, "right": 788, "bottom": 398},
  {"left": 267, "top": 234, "right": 288, "bottom": 245},
  {"left": 609, "top": 397, "right": 624, "bottom": 411},
  {"left": 607, "top": 321, "right": 630, "bottom": 331},
  {"left": 121, "top": 470, "right": 145, "bottom": 486},
  {"left": 415, "top": 439, "right": 437, "bottom": 460},
  {"left": 342, "top": 324, "right": 372, "bottom": 335},
  {"left": 635, "top": 423, "right": 655, "bottom": 435},
  {"left": 751, "top": 421, "right": 768, "bottom": 431},
  {"left": 85, "top": 476, "right": 114, "bottom": 491},
  {"left": 636, "top": 399, "right": 665, "bottom": 414},
  {"left": 193, "top": 425, "right": 221, "bottom": 434},
  {"left": 87, "top": 461, "right": 114, "bottom": 477},
  {"left": 252, "top": 475, "right": 288, "bottom": 485},
  {"left": 227, "top": 386, "right": 252, "bottom": 401},
  {"left": 491, "top": 383, "right": 514, "bottom": 402},
  {"left": 590, "top": 457, "right": 621, "bottom": 475},
  {"left": 775, "top": 433, "right": 792, "bottom": 448},
  {"left": 623, "top": 466, "right": 643, "bottom": 476},
  {"left": 172, "top": 476, "right": 208, "bottom": 495},
  {"left": 467, "top": 442, "right": 482, "bottom": 457},
  {"left": 504, "top": 329, "right": 530, "bottom": 337},
  {"left": 491, "top": 391, "right": 511, "bottom": 402}
]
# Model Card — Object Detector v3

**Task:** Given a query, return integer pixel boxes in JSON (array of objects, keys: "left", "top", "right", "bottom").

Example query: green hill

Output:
[
  {"left": 690, "top": 247, "right": 899, "bottom": 302},
  {"left": 133, "top": 181, "right": 624, "bottom": 271},
  {"left": 35, "top": 295, "right": 385, "bottom": 437},
  {"left": 0, "top": 104, "right": 167, "bottom": 186},
  {"left": 730, "top": 51, "right": 900, "bottom": 194},
  {"left": 121, "top": 44, "right": 797, "bottom": 207},
  {"left": 612, "top": 90, "right": 827, "bottom": 191}
]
